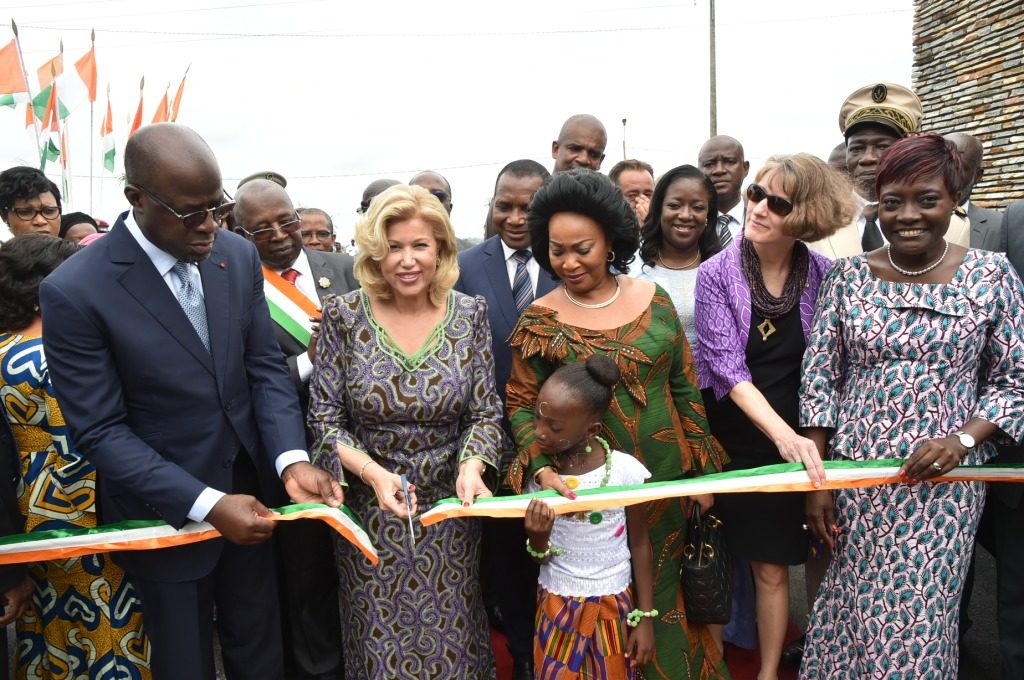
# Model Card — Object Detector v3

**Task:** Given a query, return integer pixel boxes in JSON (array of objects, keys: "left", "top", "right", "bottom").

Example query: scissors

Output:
[{"left": 400, "top": 474, "right": 416, "bottom": 549}]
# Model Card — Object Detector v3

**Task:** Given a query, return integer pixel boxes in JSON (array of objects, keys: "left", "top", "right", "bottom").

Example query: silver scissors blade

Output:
[{"left": 400, "top": 474, "right": 416, "bottom": 549}]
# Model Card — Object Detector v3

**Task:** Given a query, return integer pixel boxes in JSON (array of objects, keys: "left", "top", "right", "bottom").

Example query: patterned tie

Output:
[
  {"left": 512, "top": 250, "right": 534, "bottom": 316},
  {"left": 171, "top": 261, "right": 210, "bottom": 352},
  {"left": 717, "top": 214, "right": 734, "bottom": 248},
  {"left": 281, "top": 268, "right": 300, "bottom": 285},
  {"left": 861, "top": 204, "right": 883, "bottom": 251}
]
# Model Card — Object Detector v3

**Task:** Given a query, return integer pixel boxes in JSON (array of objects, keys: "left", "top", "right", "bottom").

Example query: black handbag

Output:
[{"left": 680, "top": 504, "right": 733, "bottom": 624}]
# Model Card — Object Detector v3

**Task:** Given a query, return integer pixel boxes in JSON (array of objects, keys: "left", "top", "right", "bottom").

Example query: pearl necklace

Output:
[
  {"left": 656, "top": 251, "right": 700, "bottom": 271},
  {"left": 563, "top": 276, "right": 621, "bottom": 309},
  {"left": 887, "top": 240, "right": 949, "bottom": 277}
]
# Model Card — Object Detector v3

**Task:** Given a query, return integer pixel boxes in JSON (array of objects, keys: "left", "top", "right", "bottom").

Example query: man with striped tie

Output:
[
  {"left": 698, "top": 134, "right": 750, "bottom": 250},
  {"left": 455, "top": 159, "right": 558, "bottom": 680}
]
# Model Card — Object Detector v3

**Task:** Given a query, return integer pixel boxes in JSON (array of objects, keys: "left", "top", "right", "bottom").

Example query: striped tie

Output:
[
  {"left": 717, "top": 214, "right": 734, "bottom": 248},
  {"left": 171, "top": 261, "right": 211, "bottom": 352},
  {"left": 512, "top": 249, "right": 534, "bottom": 316}
]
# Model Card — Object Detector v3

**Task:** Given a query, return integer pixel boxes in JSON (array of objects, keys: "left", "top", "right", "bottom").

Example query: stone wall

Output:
[{"left": 913, "top": 0, "right": 1023, "bottom": 207}]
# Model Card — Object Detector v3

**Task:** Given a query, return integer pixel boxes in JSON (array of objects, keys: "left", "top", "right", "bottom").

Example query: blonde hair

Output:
[
  {"left": 755, "top": 153, "right": 857, "bottom": 242},
  {"left": 353, "top": 184, "right": 459, "bottom": 307}
]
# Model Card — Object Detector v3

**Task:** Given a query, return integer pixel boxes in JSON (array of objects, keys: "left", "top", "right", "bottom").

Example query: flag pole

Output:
[
  {"left": 11, "top": 20, "right": 42, "bottom": 164},
  {"left": 88, "top": 29, "right": 95, "bottom": 214}
]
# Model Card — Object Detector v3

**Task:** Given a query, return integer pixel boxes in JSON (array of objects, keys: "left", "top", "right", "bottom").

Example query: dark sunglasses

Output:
[
  {"left": 429, "top": 189, "right": 450, "bottom": 204},
  {"left": 133, "top": 184, "right": 235, "bottom": 229},
  {"left": 746, "top": 184, "right": 793, "bottom": 217}
]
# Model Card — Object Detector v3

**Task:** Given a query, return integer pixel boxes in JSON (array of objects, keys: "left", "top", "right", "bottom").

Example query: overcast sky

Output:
[{"left": 2, "top": 0, "right": 913, "bottom": 241}]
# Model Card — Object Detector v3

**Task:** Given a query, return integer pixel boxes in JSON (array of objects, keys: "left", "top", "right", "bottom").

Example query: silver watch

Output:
[{"left": 953, "top": 431, "right": 976, "bottom": 452}]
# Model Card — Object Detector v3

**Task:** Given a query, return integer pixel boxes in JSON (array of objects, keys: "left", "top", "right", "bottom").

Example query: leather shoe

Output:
[
  {"left": 781, "top": 634, "right": 805, "bottom": 666},
  {"left": 512, "top": 657, "right": 534, "bottom": 680}
]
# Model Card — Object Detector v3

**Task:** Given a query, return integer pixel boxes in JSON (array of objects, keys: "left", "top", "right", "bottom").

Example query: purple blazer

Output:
[{"left": 694, "top": 240, "right": 834, "bottom": 400}]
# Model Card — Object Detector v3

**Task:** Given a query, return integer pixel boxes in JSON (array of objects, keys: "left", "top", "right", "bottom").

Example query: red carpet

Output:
[{"left": 491, "top": 625, "right": 801, "bottom": 679}]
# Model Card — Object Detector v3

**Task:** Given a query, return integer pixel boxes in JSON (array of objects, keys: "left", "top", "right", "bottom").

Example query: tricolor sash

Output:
[{"left": 262, "top": 265, "right": 321, "bottom": 346}]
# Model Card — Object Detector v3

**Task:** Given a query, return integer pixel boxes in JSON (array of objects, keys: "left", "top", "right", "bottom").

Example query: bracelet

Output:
[
  {"left": 524, "top": 538, "right": 563, "bottom": 559},
  {"left": 532, "top": 465, "right": 555, "bottom": 485},
  {"left": 626, "top": 608, "right": 659, "bottom": 628},
  {"left": 358, "top": 459, "right": 375, "bottom": 483}
]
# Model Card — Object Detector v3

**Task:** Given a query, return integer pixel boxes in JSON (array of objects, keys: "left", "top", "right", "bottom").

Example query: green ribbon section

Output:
[
  {"left": 267, "top": 299, "right": 311, "bottom": 347},
  {"left": 428, "top": 458, "right": 1024, "bottom": 509},
  {"left": 0, "top": 503, "right": 362, "bottom": 548}
]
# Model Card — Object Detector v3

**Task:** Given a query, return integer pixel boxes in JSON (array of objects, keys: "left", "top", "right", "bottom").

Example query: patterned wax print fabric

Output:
[
  {"left": 534, "top": 587, "right": 634, "bottom": 680},
  {"left": 308, "top": 290, "right": 503, "bottom": 680},
  {"left": 0, "top": 332, "right": 150, "bottom": 680},
  {"left": 798, "top": 252, "right": 1024, "bottom": 679},
  {"left": 505, "top": 285, "right": 731, "bottom": 680}
]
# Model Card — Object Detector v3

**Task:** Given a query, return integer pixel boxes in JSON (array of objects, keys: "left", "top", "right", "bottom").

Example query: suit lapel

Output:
[
  {"left": 199, "top": 243, "right": 230, "bottom": 382},
  {"left": 306, "top": 250, "right": 343, "bottom": 305},
  {"left": 110, "top": 221, "right": 215, "bottom": 375},
  {"left": 482, "top": 237, "right": 519, "bottom": 329}
]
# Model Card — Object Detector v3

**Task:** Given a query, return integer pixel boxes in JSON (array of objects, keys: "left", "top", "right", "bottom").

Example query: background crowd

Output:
[{"left": 0, "top": 78, "right": 1022, "bottom": 680}]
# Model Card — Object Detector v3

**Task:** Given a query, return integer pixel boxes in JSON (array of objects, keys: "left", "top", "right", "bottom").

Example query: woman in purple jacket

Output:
[{"left": 694, "top": 153, "right": 854, "bottom": 680}]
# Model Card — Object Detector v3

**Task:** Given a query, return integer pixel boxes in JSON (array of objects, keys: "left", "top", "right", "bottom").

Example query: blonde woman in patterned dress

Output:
[
  {"left": 0, "top": 235, "right": 150, "bottom": 680},
  {"left": 799, "top": 135, "right": 1024, "bottom": 679}
]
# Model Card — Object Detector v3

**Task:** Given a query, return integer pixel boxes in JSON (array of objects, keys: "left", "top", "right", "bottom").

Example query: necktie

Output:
[
  {"left": 281, "top": 268, "right": 300, "bottom": 285},
  {"left": 171, "top": 261, "right": 210, "bottom": 352},
  {"left": 861, "top": 204, "right": 883, "bottom": 251},
  {"left": 511, "top": 250, "right": 534, "bottom": 316},
  {"left": 717, "top": 214, "right": 734, "bottom": 248}
]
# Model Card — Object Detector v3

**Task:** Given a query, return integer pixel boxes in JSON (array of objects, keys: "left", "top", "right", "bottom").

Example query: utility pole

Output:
[
  {"left": 622, "top": 118, "right": 627, "bottom": 159},
  {"left": 709, "top": 0, "right": 718, "bottom": 137}
]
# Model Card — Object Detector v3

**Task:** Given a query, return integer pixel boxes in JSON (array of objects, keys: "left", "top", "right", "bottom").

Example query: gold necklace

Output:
[
  {"left": 656, "top": 251, "right": 700, "bottom": 271},
  {"left": 563, "top": 276, "right": 621, "bottom": 309}
]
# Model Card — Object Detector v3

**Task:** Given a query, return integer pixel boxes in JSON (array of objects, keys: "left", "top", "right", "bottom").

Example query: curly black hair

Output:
[
  {"left": 0, "top": 166, "right": 61, "bottom": 213},
  {"left": 0, "top": 234, "right": 80, "bottom": 332},
  {"left": 639, "top": 165, "right": 721, "bottom": 267},
  {"left": 527, "top": 169, "right": 638, "bottom": 276}
]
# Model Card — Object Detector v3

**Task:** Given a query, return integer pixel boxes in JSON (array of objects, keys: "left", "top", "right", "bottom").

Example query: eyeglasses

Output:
[
  {"left": 235, "top": 215, "right": 303, "bottom": 242},
  {"left": 302, "top": 230, "right": 334, "bottom": 241},
  {"left": 746, "top": 184, "right": 794, "bottom": 217},
  {"left": 133, "top": 184, "right": 235, "bottom": 229},
  {"left": 429, "top": 189, "right": 450, "bottom": 204},
  {"left": 8, "top": 205, "right": 61, "bottom": 221}
]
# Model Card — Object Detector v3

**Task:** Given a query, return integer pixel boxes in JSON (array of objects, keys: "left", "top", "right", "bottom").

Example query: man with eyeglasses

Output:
[
  {"left": 233, "top": 178, "right": 356, "bottom": 680},
  {"left": 551, "top": 114, "right": 607, "bottom": 173},
  {"left": 0, "top": 166, "right": 62, "bottom": 240},
  {"left": 410, "top": 170, "right": 454, "bottom": 214},
  {"left": 39, "top": 123, "right": 344, "bottom": 680},
  {"left": 297, "top": 207, "right": 336, "bottom": 253}
]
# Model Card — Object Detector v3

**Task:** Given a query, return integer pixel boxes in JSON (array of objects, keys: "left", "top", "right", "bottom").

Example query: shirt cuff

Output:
[
  {"left": 187, "top": 487, "right": 226, "bottom": 523},
  {"left": 275, "top": 449, "right": 311, "bottom": 477},
  {"left": 296, "top": 353, "right": 313, "bottom": 382}
]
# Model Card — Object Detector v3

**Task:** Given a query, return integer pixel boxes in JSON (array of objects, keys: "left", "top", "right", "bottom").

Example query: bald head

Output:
[
  {"left": 232, "top": 179, "right": 304, "bottom": 269},
  {"left": 827, "top": 142, "right": 848, "bottom": 175},
  {"left": 945, "top": 132, "right": 983, "bottom": 203},
  {"left": 697, "top": 135, "right": 749, "bottom": 212},
  {"left": 360, "top": 179, "right": 400, "bottom": 213},
  {"left": 233, "top": 179, "right": 294, "bottom": 224},
  {"left": 552, "top": 114, "right": 607, "bottom": 172},
  {"left": 410, "top": 170, "right": 453, "bottom": 213},
  {"left": 125, "top": 123, "right": 219, "bottom": 190}
]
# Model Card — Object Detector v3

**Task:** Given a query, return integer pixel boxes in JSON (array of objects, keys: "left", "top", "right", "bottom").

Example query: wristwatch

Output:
[{"left": 953, "top": 431, "right": 976, "bottom": 454}]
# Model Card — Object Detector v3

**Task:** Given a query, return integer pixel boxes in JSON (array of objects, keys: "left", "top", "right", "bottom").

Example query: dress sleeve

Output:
[
  {"left": 975, "top": 256, "right": 1024, "bottom": 441},
  {"left": 670, "top": 315, "right": 729, "bottom": 475},
  {"left": 504, "top": 315, "right": 557, "bottom": 493},
  {"left": 694, "top": 262, "right": 752, "bottom": 400},
  {"left": 455, "top": 296, "right": 505, "bottom": 470},
  {"left": 307, "top": 295, "right": 363, "bottom": 483},
  {"left": 799, "top": 263, "right": 847, "bottom": 430}
]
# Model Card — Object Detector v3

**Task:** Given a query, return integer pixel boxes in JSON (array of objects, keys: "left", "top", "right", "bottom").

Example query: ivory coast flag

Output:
[
  {"left": 101, "top": 91, "right": 115, "bottom": 172},
  {"left": 262, "top": 266, "right": 322, "bottom": 346},
  {"left": 0, "top": 39, "right": 29, "bottom": 108},
  {"left": 32, "top": 47, "right": 93, "bottom": 120},
  {"left": 39, "top": 82, "right": 60, "bottom": 171},
  {"left": 151, "top": 88, "right": 169, "bottom": 124}
]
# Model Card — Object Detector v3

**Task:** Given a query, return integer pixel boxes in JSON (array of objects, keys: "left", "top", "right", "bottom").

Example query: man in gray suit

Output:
[
  {"left": 945, "top": 132, "right": 1002, "bottom": 250},
  {"left": 234, "top": 178, "right": 358, "bottom": 680}
]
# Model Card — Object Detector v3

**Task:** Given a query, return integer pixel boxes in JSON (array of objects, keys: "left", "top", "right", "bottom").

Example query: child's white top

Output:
[{"left": 528, "top": 450, "right": 651, "bottom": 597}]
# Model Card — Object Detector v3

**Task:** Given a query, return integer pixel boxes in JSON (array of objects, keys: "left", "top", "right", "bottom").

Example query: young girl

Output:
[{"left": 524, "top": 354, "right": 655, "bottom": 679}]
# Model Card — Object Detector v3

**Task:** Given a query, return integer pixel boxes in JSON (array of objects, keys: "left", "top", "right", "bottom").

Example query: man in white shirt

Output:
[{"left": 698, "top": 135, "right": 749, "bottom": 248}]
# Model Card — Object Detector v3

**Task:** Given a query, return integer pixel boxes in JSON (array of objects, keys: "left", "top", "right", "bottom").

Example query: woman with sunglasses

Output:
[
  {"left": 694, "top": 154, "right": 855, "bottom": 680},
  {"left": 0, "top": 166, "right": 62, "bottom": 238},
  {"left": 798, "top": 135, "right": 1024, "bottom": 679},
  {"left": 636, "top": 164, "right": 722, "bottom": 348}
]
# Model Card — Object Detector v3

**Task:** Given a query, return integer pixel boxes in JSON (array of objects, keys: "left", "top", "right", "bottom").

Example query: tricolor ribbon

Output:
[
  {"left": 0, "top": 504, "right": 377, "bottom": 566},
  {"left": 263, "top": 266, "right": 321, "bottom": 346},
  {"left": 419, "top": 459, "right": 1024, "bottom": 526}
]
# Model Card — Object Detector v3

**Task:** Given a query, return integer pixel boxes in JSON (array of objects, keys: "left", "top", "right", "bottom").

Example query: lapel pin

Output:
[
  {"left": 318, "top": 276, "right": 331, "bottom": 289},
  {"left": 219, "top": 261, "right": 226, "bottom": 269}
]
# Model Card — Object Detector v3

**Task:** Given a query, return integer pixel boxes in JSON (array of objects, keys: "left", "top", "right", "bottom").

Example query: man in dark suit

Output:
[
  {"left": 234, "top": 178, "right": 357, "bottom": 680},
  {"left": 39, "top": 124, "right": 343, "bottom": 680},
  {"left": 946, "top": 132, "right": 1002, "bottom": 250},
  {"left": 455, "top": 159, "right": 554, "bottom": 680}
]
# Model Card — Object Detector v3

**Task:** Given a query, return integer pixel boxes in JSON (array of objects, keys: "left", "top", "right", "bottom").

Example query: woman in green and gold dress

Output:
[
  {"left": 0, "top": 235, "right": 150, "bottom": 680},
  {"left": 506, "top": 170, "right": 730, "bottom": 680}
]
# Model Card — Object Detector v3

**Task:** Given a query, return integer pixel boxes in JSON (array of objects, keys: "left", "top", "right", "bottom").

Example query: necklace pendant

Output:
[{"left": 757, "top": 318, "right": 776, "bottom": 341}]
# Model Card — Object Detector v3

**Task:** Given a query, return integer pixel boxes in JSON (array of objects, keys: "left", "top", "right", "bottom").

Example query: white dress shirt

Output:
[
  {"left": 123, "top": 212, "right": 309, "bottom": 522},
  {"left": 500, "top": 239, "right": 540, "bottom": 296}
]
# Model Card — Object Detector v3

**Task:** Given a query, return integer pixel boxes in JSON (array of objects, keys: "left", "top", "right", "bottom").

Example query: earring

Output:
[
  {"left": 436, "top": 257, "right": 440, "bottom": 266},
  {"left": 33, "top": 305, "right": 40, "bottom": 312},
  {"left": 606, "top": 251, "right": 615, "bottom": 262},
  {"left": 585, "top": 442, "right": 592, "bottom": 454}
]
